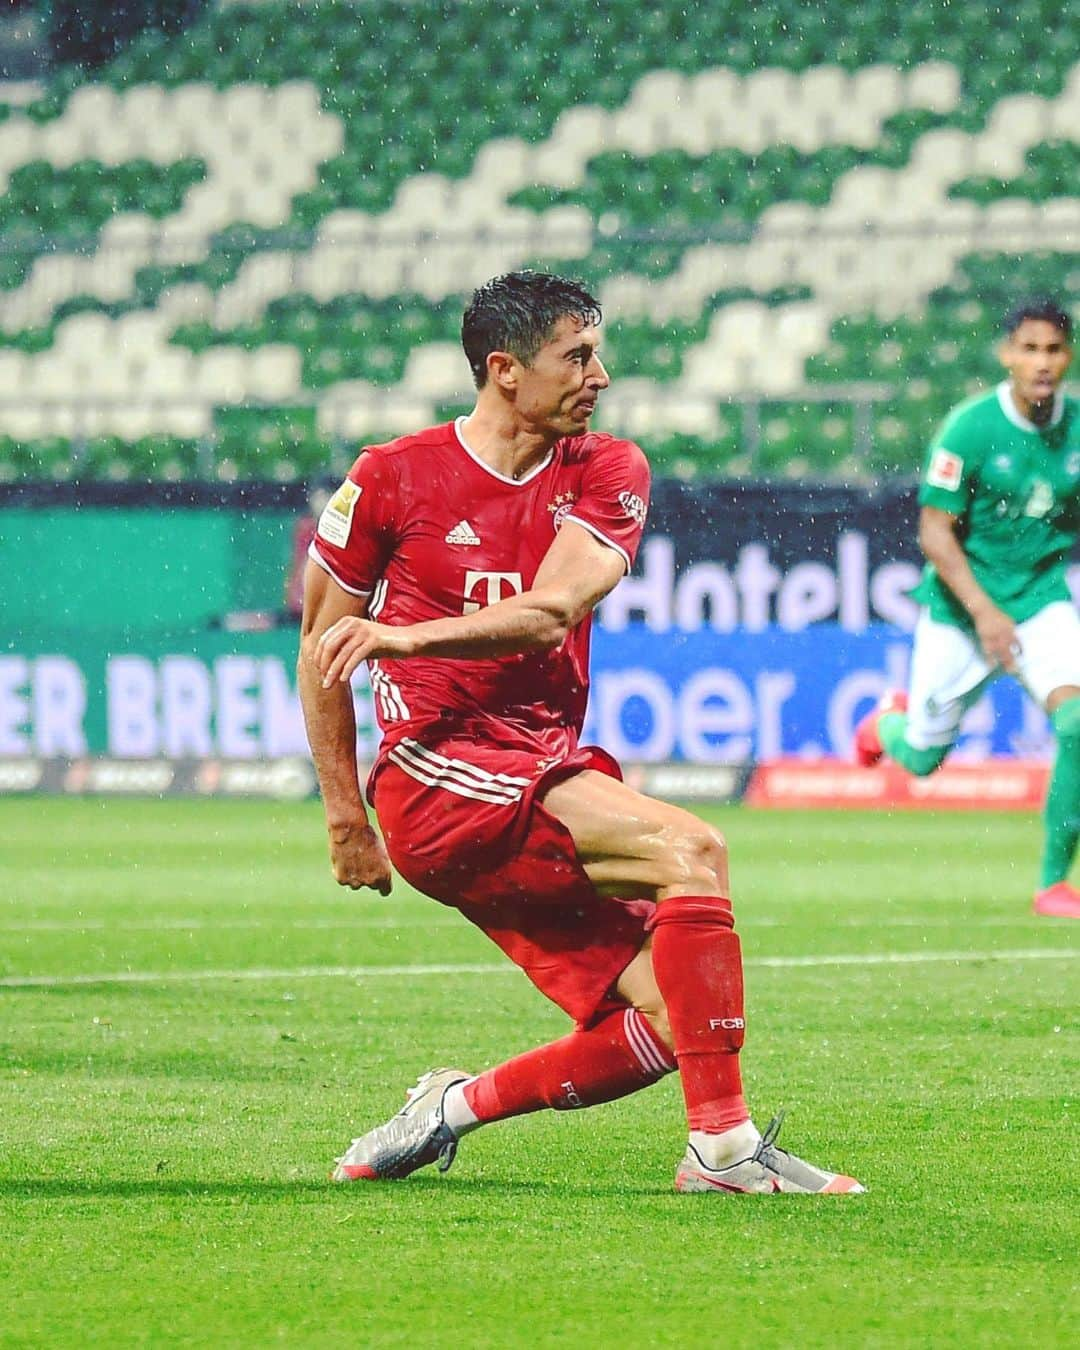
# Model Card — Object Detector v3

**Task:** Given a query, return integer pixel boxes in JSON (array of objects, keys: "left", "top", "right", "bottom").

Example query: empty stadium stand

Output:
[{"left": 0, "top": 0, "right": 1076, "bottom": 482}]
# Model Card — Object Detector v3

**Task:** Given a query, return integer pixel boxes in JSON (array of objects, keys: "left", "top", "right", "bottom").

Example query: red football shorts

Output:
[{"left": 370, "top": 736, "right": 655, "bottom": 1026}]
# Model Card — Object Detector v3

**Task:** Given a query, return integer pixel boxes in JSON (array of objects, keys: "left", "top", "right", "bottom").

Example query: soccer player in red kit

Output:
[{"left": 298, "top": 271, "right": 863, "bottom": 1194}]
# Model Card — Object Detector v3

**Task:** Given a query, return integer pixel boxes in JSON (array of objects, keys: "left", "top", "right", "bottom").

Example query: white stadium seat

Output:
[
  {"left": 0, "top": 352, "right": 27, "bottom": 399},
  {"left": 631, "top": 69, "right": 690, "bottom": 115},
  {"left": 122, "top": 83, "right": 170, "bottom": 130},
  {"left": 609, "top": 105, "right": 664, "bottom": 157},
  {"left": 169, "top": 81, "right": 217, "bottom": 129},
  {"left": 403, "top": 344, "right": 472, "bottom": 401},
  {"left": 87, "top": 118, "right": 139, "bottom": 165},
  {"left": 196, "top": 348, "right": 249, "bottom": 403},
  {"left": 156, "top": 282, "right": 215, "bottom": 328},
  {"left": 248, "top": 345, "right": 303, "bottom": 401},
  {"left": 905, "top": 61, "right": 961, "bottom": 113},
  {"left": 906, "top": 129, "right": 974, "bottom": 189},
  {"left": 470, "top": 136, "right": 533, "bottom": 196},
  {"left": 1041, "top": 198, "right": 1080, "bottom": 232},
  {"left": 110, "top": 404, "right": 159, "bottom": 441},
  {"left": 39, "top": 116, "right": 84, "bottom": 169},
  {"left": 54, "top": 312, "right": 116, "bottom": 358},
  {"left": 2, "top": 406, "right": 48, "bottom": 440},
  {"left": 801, "top": 65, "right": 849, "bottom": 111},
  {"left": 163, "top": 403, "right": 212, "bottom": 439},
  {"left": 274, "top": 80, "right": 324, "bottom": 127},
  {"left": 850, "top": 65, "right": 903, "bottom": 115},
  {"left": 138, "top": 348, "right": 196, "bottom": 398},
  {"left": 679, "top": 346, "right": 742, "bottom": 397}
]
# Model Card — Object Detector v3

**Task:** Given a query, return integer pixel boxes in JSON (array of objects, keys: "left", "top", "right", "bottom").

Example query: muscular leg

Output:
[
  {"left": 542, "top": 771, "right": 753, "bottom": 1150},
  {"left": 441, "top": 941, "right": 676, "bottom": 1134},
  {"left": 346, "top": 766, "right": 860, "bottom": 1189},
  {"left": 446, "top": 1000, "right": 674, "bottom": 1131},
  {"left": 536, "top": 772, "right": 862, "bottom": 1190},
  {"left": 444, "top": 772, "right": 744, "bottom": 1143},
  {"left": 1039, "top": 685, "right": 1080, "bottom": 889},
  {"left": 542, "top": 768, "right": 729, "bottom": 900}
]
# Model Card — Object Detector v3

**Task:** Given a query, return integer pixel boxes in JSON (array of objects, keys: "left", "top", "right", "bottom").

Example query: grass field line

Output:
[
  {"left": 0, "top": 914, "right": 1049, "bottom": 933},
  {"left": 1, "top": 947, "right": 1076, "bottom": 988},
  {"left": 0, "top": 916, "right": 464, "bottom": 933}
]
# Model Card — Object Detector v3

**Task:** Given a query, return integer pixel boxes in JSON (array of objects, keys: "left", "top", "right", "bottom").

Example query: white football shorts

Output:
[{"left": 905, "top": 600, "right": 1080, "bottom": 749}]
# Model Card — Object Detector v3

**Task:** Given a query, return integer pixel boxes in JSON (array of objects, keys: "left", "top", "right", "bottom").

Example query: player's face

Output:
[
  {"left": 999, "top": 319, "right": 1072, "bottom": 414},
  {"left": 515, "top": 314, "right": 610, "bottom": 436}
]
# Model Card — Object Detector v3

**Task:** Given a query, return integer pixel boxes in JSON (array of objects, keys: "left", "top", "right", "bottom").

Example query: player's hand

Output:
[
  {"left": 316, "top": 616, "right": 413, "bottom": 686},
  {"left": 973, "top": 604, "right": 1020, "bottom": 671},
  {"left": 327, "top": 820, "right": 393, "bottom": 894}
]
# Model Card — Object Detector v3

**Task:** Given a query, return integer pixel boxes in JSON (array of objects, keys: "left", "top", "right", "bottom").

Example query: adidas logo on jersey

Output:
[{"left": 445, "top": 520, "right": 481, "bottom": 545}]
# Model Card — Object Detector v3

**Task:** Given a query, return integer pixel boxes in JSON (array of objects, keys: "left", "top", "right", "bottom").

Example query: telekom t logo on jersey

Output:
[{"left": 462, "top": 570, "right": 524, "bottom": 614}]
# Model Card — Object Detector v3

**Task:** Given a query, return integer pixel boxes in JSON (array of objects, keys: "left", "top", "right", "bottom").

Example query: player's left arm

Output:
[
  {"left": 298, "top": 561, "right": 394, "bottom": 893},
  {"left": 316, "top": 521, "right": 626, "bottom": 685}
]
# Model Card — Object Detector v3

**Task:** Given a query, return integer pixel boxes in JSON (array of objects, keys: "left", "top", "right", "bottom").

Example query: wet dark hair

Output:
[
  {"left": 461, "top": 270, "right": 602, "bottom": 387},
  {"left": 1002, "top": 297, "right": 1073, "bottom": 339}
]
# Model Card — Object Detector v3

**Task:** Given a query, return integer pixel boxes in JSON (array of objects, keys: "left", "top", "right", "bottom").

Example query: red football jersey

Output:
[{"left": 309, "top": 418, "right": 650, "bottom": 761}]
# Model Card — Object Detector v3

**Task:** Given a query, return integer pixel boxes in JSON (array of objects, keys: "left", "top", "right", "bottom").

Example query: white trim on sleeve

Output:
[
  {"left": 560, "top": 513, "right": 631, "bottom": 572},
  {"left": 306, "top": 541, "right": 372, "bottom": 598}
]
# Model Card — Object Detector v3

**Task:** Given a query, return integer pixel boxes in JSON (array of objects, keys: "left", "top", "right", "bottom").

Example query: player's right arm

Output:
[
  {"left": 916, "top": 414, "right": 1020, "bottom": 670},
  {"left": 918, "top": 506, "right": 1016, "bottom": 667},
  {"left": 298, "top": 559, "right": 392, "bottom": 894}
]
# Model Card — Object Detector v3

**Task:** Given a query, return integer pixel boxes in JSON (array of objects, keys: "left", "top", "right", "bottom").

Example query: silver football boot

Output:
[
  {"left": 332, "top": 1067, "right": 472, "bottom": 1182},
  {"left": 675, "top": 1112, "right": 866, "bottom": 1194}
]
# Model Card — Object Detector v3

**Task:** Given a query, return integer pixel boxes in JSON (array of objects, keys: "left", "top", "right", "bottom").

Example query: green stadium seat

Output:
[
  {"left": 0, "top": 435, "right": 20, "bottom": 482},
  {"left": 20, "top": 436, "right": 76, "bottom": 479}
]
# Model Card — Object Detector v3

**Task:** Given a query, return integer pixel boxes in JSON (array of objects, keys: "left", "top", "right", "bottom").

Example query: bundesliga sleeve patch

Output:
[
  {"left": 317, "top": 479, "right": 362, "bottom": 547},
  {"left": 926, "top": 448, "right": 963, "bottom": 491}
]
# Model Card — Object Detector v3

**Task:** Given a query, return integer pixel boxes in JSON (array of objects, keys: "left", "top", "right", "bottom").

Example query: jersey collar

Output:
[
  {"left": 997, "top": 380, "right": 1066, "bottom": 432},
  {"left": 454, "top": 417, "right": 555, "bottom": 486}
]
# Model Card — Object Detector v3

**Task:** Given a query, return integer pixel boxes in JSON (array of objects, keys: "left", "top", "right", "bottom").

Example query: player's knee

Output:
[{"left": 663, "top": 819, "right": 728, "bottom": 893}]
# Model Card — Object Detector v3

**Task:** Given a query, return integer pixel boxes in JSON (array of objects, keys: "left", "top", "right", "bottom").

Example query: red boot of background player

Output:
[
  {"left": 1033, "top": 881, "right": 1080, "bottom": 918},
  {"left": 854, "top": 690, "right": 908, "bottom": 767}
]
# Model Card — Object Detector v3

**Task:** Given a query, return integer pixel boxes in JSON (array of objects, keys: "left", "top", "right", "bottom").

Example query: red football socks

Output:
[
  {"left": 462, "top": 1006, "right": 675, "bottom": 1121},
  {"left": 647, "top": 894, "right": 750, "bottom": 1134}
]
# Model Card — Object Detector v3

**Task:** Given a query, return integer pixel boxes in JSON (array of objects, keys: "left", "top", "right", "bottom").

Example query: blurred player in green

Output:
[{"left": 856, "top": 298, "right": 1080, "bottom": 918}]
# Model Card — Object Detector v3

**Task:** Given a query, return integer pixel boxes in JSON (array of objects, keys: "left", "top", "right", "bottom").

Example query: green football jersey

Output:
[{"left": 913, "top": 382, "right": 1080, "bottom": 628}]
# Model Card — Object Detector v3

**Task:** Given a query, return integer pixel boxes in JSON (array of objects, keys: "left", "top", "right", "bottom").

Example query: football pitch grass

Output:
[{"left": 2, "top": 798, "right": 1077, "bottom": 1348}]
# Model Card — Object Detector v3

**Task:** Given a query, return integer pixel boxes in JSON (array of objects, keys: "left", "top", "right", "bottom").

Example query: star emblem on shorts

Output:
[{"left": 547, "top": 491, "right": 577, "bottom": 513}]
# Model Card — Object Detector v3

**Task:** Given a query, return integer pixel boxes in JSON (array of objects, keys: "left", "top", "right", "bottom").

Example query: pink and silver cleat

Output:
[{"left": 675, "top": 1113, "right": 865, "bottom": 1195}]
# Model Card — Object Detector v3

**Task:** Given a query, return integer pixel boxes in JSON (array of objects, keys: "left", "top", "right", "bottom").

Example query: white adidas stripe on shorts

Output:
[{"left": 387, "top": 738, "right": 532, "bottom": 806}]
